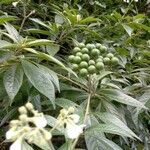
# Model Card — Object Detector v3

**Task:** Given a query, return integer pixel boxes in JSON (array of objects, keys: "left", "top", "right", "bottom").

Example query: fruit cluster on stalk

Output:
[{"left": 68, "top": 42, "right": 119, "bottom": 77}]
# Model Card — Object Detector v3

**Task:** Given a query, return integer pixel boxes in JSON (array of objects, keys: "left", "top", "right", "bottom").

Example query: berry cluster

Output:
[{"left": 68, "top": 43, "right": 119, "bottom": 77}]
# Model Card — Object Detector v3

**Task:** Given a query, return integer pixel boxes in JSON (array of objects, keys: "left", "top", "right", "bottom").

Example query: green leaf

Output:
[
  {"left": 97, "top": 71, "right": 113, "bottom": 81},
  {"left": 85, "top": 131, "right": 123, "bottom": 150},
  {"left": 21, "top": 60, "right": 55, "bottom": 106},
  {"left": 79, "top": 17, "right": 101, "bottom": 24},
  {"left": 3, "top": 64, "right": 23, "bottom": 101},
  {"left": 0, "top": 40, "right": 12, "bottom": 49},
  {"left": 122, "top": 24, "right": 133, "bottom": 36},
  {"left": 46, "top": 44, "right": 60, "bottom": 56},
  {"left": 0, "top": 15, "right": 17, "bottom": 24},
  {"left": 101, "top": 89, "right": 147, "bottom": 109},
  {"left": 4, "top": 22, "right": 23, "bottom": 42},
  {"left": 95, "top": 112, "right": 139, "bottom": 140}
]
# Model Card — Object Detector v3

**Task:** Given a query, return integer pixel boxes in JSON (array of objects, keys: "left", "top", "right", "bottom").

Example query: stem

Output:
[
  {"left": 48, "top": 141, "right": 55, "bottom": 150},
  {"left": 71, "top": 93, "right": 91, "bottom": 150}
]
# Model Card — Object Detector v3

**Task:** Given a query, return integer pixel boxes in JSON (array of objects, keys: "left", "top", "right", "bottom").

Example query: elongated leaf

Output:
[
  {"left": 101, "top": 89, "right": 146, "bottom": 109},
  {"left": 85, "top": 131, "right": 123, "bottom": 150},
  {"left": 122, "top": 24, "right": 133, "bottom": 36},
  {"left": 46, "top": 44, "right": 60, "bottom": 56},
  {"left": 95, "top": 112, "right": 139, "bottom": 140},
  {"left": 21, "top": 60, "right": 55, "bottom": 105},
  {"left": 0, "top": 15, "right": 17, "bottom": 24},
  {"left": 4, "top": 22, "right": 23, "bottom": 42},
  {"left": 3, "top": 64, "right": 23, "bottom": 101}
]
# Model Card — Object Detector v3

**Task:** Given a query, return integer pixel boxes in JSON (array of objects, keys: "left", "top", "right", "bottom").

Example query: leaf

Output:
[
  {"left": 0, "top": 40, "right": 12, "bottom": 49},
  {"left": 122, "top": 24, "right": 133, "bottom": 36},
  {"left": 95, "top": 112, "right": 140, "bottom": 140},
  {"left": 46, "top": 44, "right": 60, "bottom": 56},
  {"left": 26, "top": 39, "right": 53, "bottom": 47},
  {"left": 101, "top": 89, "right": 147, "bottom": 109},
  {"left": 55, "top": 14, "right": 64, "bottom": 24},
  {"left": 21, "top": 60, "right": 55, "bottom": 106},
  {"left": 3, "top": 64, "right": 24, "bottom": 101},
  {"left": 97, "top": 71, "right": 113, "bottom": 81},
  {"left": 79, "top": 17, "right": 101, "bottom": 24},
  {"left": 0, "top": 15, "right": 17, "bottom": 24},
  {"left": 4, "top": 22, "right": 23, "bottom": 42},
  {"left": 85, "top": 131, "right": 123, "bottom": 150}
]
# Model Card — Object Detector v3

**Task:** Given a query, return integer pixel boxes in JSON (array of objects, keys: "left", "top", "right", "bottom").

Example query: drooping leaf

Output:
[
  {"left": 21, "top": 60, "right": 55, "bottom": 106},
  {"left": 3, "top": 64, "right": 24, "bottom": 101}
]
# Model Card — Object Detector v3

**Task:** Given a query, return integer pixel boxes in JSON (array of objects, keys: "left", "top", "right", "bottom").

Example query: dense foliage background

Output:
[{"left": 0, "top": 0, "right": 150, "bottom": 149}]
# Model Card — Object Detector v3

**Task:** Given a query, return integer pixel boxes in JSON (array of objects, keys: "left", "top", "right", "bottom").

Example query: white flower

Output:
[
  {"left": 12, "top": 1, "right": 19, "bottom": 7},
  {"left": 69, "top": 114, "right": 80, "bottom": 123},
  {"left": 33, "top": 115, "right": 47, "bottom": 128},
  {"left": 10, "top": 137, "right": 23, "bottom": 150},
  {"left": 65, "top": 122, "right": 85, "bottom": 139},
  {"left": 6, "top": 129, "right": 17, "bottom": 140}
]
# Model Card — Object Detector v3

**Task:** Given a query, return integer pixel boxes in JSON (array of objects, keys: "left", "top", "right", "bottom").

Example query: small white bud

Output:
[
  {"left": 68, "top": 107, "right": 75, "bottom": 113},
  {"left": 60, "top": 109, "right": 68, "bottom": 116},
  {"left": 19, "top": 114, "right": 28, "bottom": 122},
  {"left": 25, "top": 102, "right": 34, "bottom": 110},
  {"left": 18, "top": 106, "right": 27, "bottom": 114}
]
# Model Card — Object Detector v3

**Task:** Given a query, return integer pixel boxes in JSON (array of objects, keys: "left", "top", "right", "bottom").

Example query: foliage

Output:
[{"left": 0, "top": 0, "right": 150, "bottom": 150}]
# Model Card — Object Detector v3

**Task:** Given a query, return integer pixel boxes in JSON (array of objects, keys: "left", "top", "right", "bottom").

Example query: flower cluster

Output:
[
  {"left": 6, "top": 102, "right": 51, "bottom": 150},
  {"left": 56, "top": 107, "right": 85, "bottom": 139}
]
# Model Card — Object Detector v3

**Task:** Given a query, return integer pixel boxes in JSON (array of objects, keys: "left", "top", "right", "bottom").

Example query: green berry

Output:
[
  {"left": 68, "top": 55, "right": 75, "bottom": 63},
  {"left": 76, "top": 52, "right": 83, "bottom": 57},
  {"left": 111, "top": 57, "right": 119, "bottom": 64},
  {"left": 96, "top": 62, "right": 104, "bottom": 70},
  {"left": 95, "top": 43, "right": 102, "bottom": 49},
  {"left": 89, "top": 60, "right": 95, "bottom": 65},
  {"left": 78, "top": 43, "right": 85, "bottom": 48},
  {"left": 106, "top": 53, "right": 114, "bottom": 58},
  {"left": 72, "top": 64, "right": 78, "bottom": 71},
  {"left": 88, "top": 65, "right": 96, "bottom": 74},
  {"left": 79, "top": 61, "right": 88, "bottom": 68},
  {"left": 79, "top": 68, "right": 88, "bottom": 76},
  {"left": 100, "top": 45, "right": 107, "bottom": 53},
  {"left": 73, "top": 47, "right": 81, "bottom": 53},
  {"left": 103, "top": 57, "right": 110, "bottom": 64},
  {"left": 82, "top": 54, "right": 90, "bottom": 61},
  {"left": 86, "top": 44, "right": 95, "bottom": 49},
  {"left": 74, "top": 56, "right": 81, "bottom": 64},
  {"left": 81, "top": 48, "right": 89, "bottom": 53},
  {"left": 96, "top": 58, "right": 103, "bottom": 62},
  {"left": 91, "top": 48, "right": 100, "bottom": 56},
  {"left": 98, "top": 56, "right": 103, "bottom": 59}
]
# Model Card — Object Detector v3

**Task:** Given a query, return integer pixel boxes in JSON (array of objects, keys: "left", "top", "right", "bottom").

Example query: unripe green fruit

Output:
[
  {"left": 106, "top": 53, "right": 114, "bottom": 58},
  {"left": 111, "top": 57, "right": 119, "bottom": 64},
  {"left": 72, "top": 64, "right": 78, "bottom": 71},
  {"left": 95, "top": 43, "right": 102, "bottom": 49},
  {"left": 89, "top": 60, "right": 95, "bottom": 65},
  {"left": 79, "top": 68, "right": 88, "bottom": 76},
  {"left": 98, "top": 56, "right": 103, "bottom": 59},
  {"left": 82, "top": 48, "right": 89, "bottom": 53},
  {"left": 103, "top": 57, "right": 110, "bottom": 64},
  {"left": 96, "top": 62, "right": 104, "bottom": 70},
  {"left": 79, "top": 61, "right": 88, "bottom": 68},
  {"left": 96, "top": 58, "right": 103, "bottom": 62},
  {"left": 100, "top": 45, "right": 107, "bottom": 53},
  {"left": 86, "top": 44, "right": 95, "bottom": 49},
  {"left": 76, "top": 52, "right": 83, "bottom": 57},
  {"left": 68, "top": 55, "right": 75, "bottom": 63},
  {"left": 74, "top": 56, "right": 81, "bottom": 63},
  {"left": 82, "top": 54, "right": 90, "bottom": 61},
  {"left": 78, "top": 43, "right": 85, "bottom": 48},
  {"left": 88, "top": 65, "right": 96, "bottom": 74},
  {"left": 91, "top": 48, "right": 100, "bottom": 56},
  {"left": 73, "top": 47, "right": 81, "bottom": 53}
]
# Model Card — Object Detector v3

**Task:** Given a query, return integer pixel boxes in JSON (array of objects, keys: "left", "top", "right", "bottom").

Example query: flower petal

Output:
[
  {"left": 33, "top": 116, "right": 47, "bottom": 128},
  {"left": 10, "top": 137, "right": 22, "bottom": 150},
  {"left": 69, "top": 114, "right": 80, "bottom": 123},
  {"left": 6, "top": 129, "right": 17, "bottom": 140}
]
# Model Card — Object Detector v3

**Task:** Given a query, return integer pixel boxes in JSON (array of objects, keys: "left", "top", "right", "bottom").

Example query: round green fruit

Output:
[
  {"left": 103, "top": 57, "right": 110, "bottom": 64},
  {"left": 96, "top": 58, "right": 103, "bottom": 62},
  {"left": 88, "top": 65, "right": 96, "bottom": 74},
  {"left": 79, "top": 68, "right": 88, "bottom": 76},
  {"left": 78, "top": 43, "right": 85, "bottom": 48},
  {"left": 100, "top": 45, "right": 107, "bottom": 53},
  {"left": 76, "top": 52, "right": 83, "bottom": 57},
  {"left": 68, "top": 55, "right": 75, "bottom": 63},
  {"left": 106, "top": 53, "right": 114, "bottom": 58},
  {"left": 98, "top": 56, "right": 103, "bottom": 59},
  {"left": 96, "top": 62, "right": 104, "bottom": 70},
  {"left": 89, "top": 60, "right": 95, "bottom": 65},
  {"left": 79, "top": 61, "right": 88, "bottom": 68},
  {"left": 82, "top": 54, "right": 90, "bottom": 61},
  {"left": 81, "top": 48, "right": 89, "bottom": 53},
  {"left": 95, "top": 43, "right": 102, "bottom": 49},
  {"left": 73, "top": 47, "right": 81, "bottom": 53},
  {"left": 72, "top": 64, "right": 78, "bottom": 71},
  {"left": 111, "top": 57, "right": 119, "bottom": 64},
  {"left": 74, "top": 56, "right": 81, "bottom": 64},
  {"left": 91, "top": 48, "right": 100, "bottom": 56},
  {"left": 86, "top": 43, "right": 95, "bottom": 50}
]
